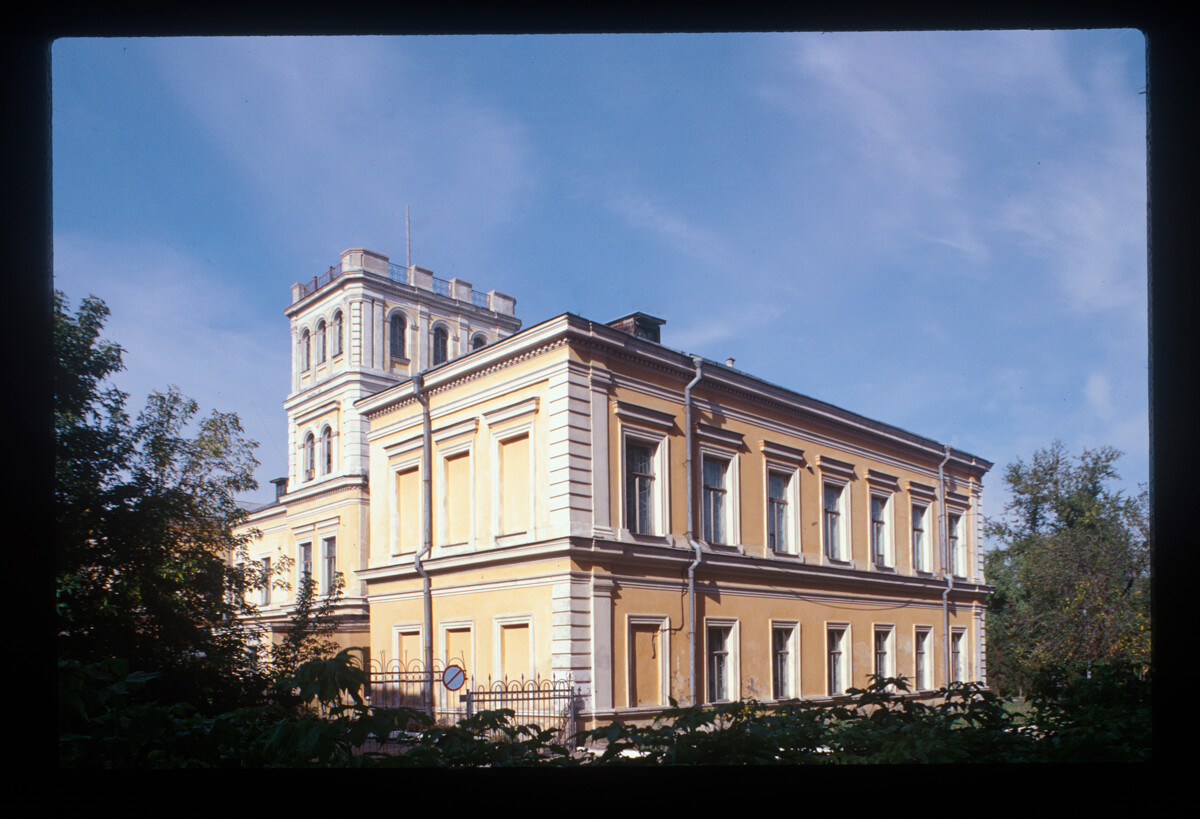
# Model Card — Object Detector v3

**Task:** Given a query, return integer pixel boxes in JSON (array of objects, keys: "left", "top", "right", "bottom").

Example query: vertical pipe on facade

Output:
[
  {"left": 683, "top": 356, "right": 705, "bottom": 707},
  {"left": 412, "top": 373, "right": 435, "bottom": 710},
  {"left": 937, "top": 444, "right": 953, "bottom": 689}
]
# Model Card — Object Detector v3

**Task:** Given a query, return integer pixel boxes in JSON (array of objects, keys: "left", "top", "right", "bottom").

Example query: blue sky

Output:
[{"left": 51, "top": 32, "right": 1148, "bottom": 534}]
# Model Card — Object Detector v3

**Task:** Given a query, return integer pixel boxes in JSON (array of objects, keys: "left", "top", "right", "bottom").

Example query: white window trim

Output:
[
  {"left": 826, "top": 622, "right": 851, "bottom": 696},
  {"left": 320, "top": 534, "right": 338, "bottom": 596},
  {"left": 872, "top": 624, "right": 896, "bottom": 683},
  {"left": 436, "top": 431, "right": 476, "bottom": 552},
  {"left": 488, "top": 410, "right": 538, "bottom": 546},
  {"left": 440, "top": 619, "right": 475, "bottom": 679},
  {"left": 627, "top": 615, "right": 671, "bottom": 708},
  {"left": 704, "top": 617, "right": 740, "bottom": 703},
  {"left": 914, "top": 626, "right": 933, "bottom": 691},
  {"left": 699, "top": 442, "right": 740, "bottom": 548},
  {"left": 770, "top": 620, "right": 800, "bottom": 700},
  {"left": 950, "top": 627, "right": 968, "bottom": 684},
  {"left": 764, "top": 461, "right": 801, "bottom": 557},
  {"left": 388, "top": 439, "right": 423, "bottom": 557},
  {"left": 946, "top": 505, "right": 969, "bottom": 580},
  {"left": 619, "top": 425, "right": 670, "bottom": 541},
  {"left": 493, "top": 614, "right": 535, "bottom": 682},
  {"left": 392, "top": 623, "right": 424, "bottom": 670},
  {"left": 911, "top": 501, "right": 932, "bottom": 575},
  {"left": 868, "top": 490, "right": 895, "bottom": 570},
  {"left": 821, "top": 477, "right": 851, "bottom": 564}
]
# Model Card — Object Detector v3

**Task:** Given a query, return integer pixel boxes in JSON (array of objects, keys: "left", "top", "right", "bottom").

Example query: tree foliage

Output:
[
  {"left": 55, "top": 290, "right": 266, "bottom": 710},
  {"left": 984, "top": 442, "right": 1150, "bottom": 695}
]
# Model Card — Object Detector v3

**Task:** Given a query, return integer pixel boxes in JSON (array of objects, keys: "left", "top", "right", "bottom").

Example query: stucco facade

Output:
[{"left": 237, "top": 248, "right": 991, "bottom": 727}]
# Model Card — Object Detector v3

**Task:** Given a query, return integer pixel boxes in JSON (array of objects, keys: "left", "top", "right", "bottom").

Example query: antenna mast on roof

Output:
[{"left": 406, "top": 205, "right": 412, "bottom": 271}]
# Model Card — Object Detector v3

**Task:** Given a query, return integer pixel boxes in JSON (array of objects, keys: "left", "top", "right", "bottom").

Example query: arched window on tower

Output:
[
  {"left": 303, "top": 433, "right": 315, "bottom": 481},
  {"left": 332, "top": 311, "right": 343, "bottom": 357},
  {"left": 300, "top": 329, "right": 311, "bottom": 371},
  {"left": 390, "top": 313, "right": 407, "bottom": 360},
  {"left": 316, "top": 319, "right": 327, "bottom": 364},
  {"left": 432, "top": 326, "right": 449, "bottom": 365},
  {"left": 471, "top": 333, "right": 487, "bottom": 351},
  {"left": 321, "top": 426, "right": 333, "bottom": 475}
]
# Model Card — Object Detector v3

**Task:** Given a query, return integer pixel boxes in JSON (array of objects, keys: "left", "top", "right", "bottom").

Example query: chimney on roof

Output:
[{"left": 607, "top": 312, "right": 666, "bottom": 344}]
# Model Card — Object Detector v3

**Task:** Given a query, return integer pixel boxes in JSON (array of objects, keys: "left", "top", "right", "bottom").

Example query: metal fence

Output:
[{"left": 357, "top": 655, "right": 580, "bottom": 744}]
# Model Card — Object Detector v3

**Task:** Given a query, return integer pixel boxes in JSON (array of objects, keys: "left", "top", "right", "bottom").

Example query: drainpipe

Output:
[
  {"left": 413, "top": 373, "right": 434, "bottom": 712},
  {"left": 938, "top": 444, "right": 953, "bottom": 688},
  {"left": 683, "top": 356, "right": 704, "bottom": 706}
]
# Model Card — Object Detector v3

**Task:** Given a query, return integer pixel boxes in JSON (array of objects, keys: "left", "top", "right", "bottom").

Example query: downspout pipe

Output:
[
  {"left": 413, "top": 373, "right": 435, "bottom": 712},
  {"left": 938, "top": 444, "right": 953, "bottom": 689},
  {"left": 683, "top": 355, "right": 704, "bottom": 707}
]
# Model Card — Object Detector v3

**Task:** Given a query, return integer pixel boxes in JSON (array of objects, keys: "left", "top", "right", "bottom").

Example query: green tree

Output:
[
  {"left": 984, "top": 442, "right": 1150, "bottom": 695},
  {"left": 55, "top": 291, "right": 266, "bottom": 710}
]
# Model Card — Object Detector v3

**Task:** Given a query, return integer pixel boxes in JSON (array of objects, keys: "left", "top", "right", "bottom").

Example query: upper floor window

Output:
[
  {"left": 767, "top": 472, "right": 789, "bottom": 553},
  {"left": 259, "top": 557, "right": 271, "bottom": 606},
  {"left": 322, "top": 536, "right": 337, "bottom": 595},
  {"left": 390, "top": 313, "right": 407, "bottom": 360},
  {"left": 332, "top": 310, "right": 343, "bottom": 357},
  {"left": 321, "top": 426, "right": 333, "bottom": 475},
  {"left": 625, "top": 440, "right": 656, "bottom": 535},
  {"left": 702, "top": 456, "right": 729, "bottom": 544},
  {"left": 432, "top": 326, "right": 449, "bottom": 365},
  {"left": 300, "top": 329, "right": 311, "bottom": 371},
  {"left": 823, "top": 482, "right": 848, "bottom": 561},
  {"left": 303, "top": 433, "right": 315, "bottom": 481},
  {"left": 316, "top": 319, "right": 327, "bottom": 363},
  {"left": 471, "top": 333, "right": 487, "bottom": 351},
  {"left": 948, "top": 512, "right": 964, "bottom": 577},
  {"left": 912, "top": 503, "right": 929, "bottom": 573},
  {"left": 870, "top": 493, "right": 892, "bottom": 568},
  {"left": 299, "top": 542, "right": 312, "bottom": 584}
]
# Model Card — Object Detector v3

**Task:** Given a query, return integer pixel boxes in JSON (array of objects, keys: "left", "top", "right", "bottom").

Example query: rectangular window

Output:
[
  {"left": 915, "top": 628, "right": 931, "bottom": 690},
  {"left": 772, "top": 625, "right": 796, "bottom": 699},
  {"left": 322, "top": 536, "right": 336, "bottom": 595},
  {"left": 299, "top": 542, "right": 312, "bottom": 584},
  {"left": 260, "top": 556, "right": 271, "bottom": 606},
  {"left": 767, "top": 472, "right": 789, "bottom": 553},
  {"left": 630, "top": 620, "right": 665, "bottom": 708},
  {"left": 951, "top": 629, "right": 965, "bottom": 683},
  {"left": 870, "top": 494, "right": 891, "bottom": 567},
  {"left": 873, "top": 626, "right": 894, "bottom": 681},
  {"left": 827, "top": 626, "right": 848, "bottom": 695},
  {"left": 498, "top": 434, "right": 531, "bottom": 535},
  {"left": 500, "top": 621, "right": 531, "bottom": 682},
  {"left": 948, "top": 512, "right": 964, "bottom": 577},
  {"left": 443, "top": 451, "right": 471, "bottom": 545},
  {"left": 912, "top": 503, "right": 928, "bottom": 572},
  {"left": 707, "top": 624, "right": 733, "bottom": 702},
  {"left": 625, "top": 441, "right": 655, "bottom": 535},
  {"left": 703, "top": 457, "right": 728, "bottom": 544},
  {"left": 395, "top": 467, "right": 420, "bottom": 554},
  {"left": 823, "top": 483, "right": 846, "bottom": 561}
]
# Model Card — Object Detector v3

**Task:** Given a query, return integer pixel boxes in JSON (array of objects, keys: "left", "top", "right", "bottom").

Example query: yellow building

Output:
[{"left": 239, "top": 248, "right": 991, "bottom": 728}]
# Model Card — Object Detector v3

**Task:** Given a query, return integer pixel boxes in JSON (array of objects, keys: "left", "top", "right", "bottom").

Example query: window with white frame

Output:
[
  {"left": 870, "top": 493, "right": 892, "bottom": 568},
  {"left": 911, "top": 503, "right": 930, "bottom": 573},
  {"left": 442, "top": 621, "right": 474, "bottom": 675},
  {"left": 616, "top": 403, "right": 674, "bottom": 540},
  {"left": 322, "top": 536, "right": 336, "bottom": 595},
  {"left": 702, "top": 456, "right": 730, "bottom": 544},
  {"left": 303, "top": 433, "right": 315, "bottom": 481},
  {"left": 321, "top": 426, "right": 333, "bottom": 475},
  {"left": 827, "top": 625, "right": 849, "bottom": 695},
  {"left": 914, "top": 627, "right": 932, "bottom": 690},
  {"left": 873, "top": 626, "right": 894, "bottom": 682},
  {"left": 948, "top": 511, "right": 966, "bottom": 578},
  {"left": 822, "top": 482, "right": 848, "bottom": 562},
  {"left": 628, "top": 616, "right": 669, "bottom": 708},
  {"left": 316, "top": 319, "right": 327, "bottom": 363},
  {"left": 767, "top": 472, "right": 790, "bottom": 553},
  {"left": 951, "top": 629, "right": 966, "bottom": 683},
  {"left": 300, "top": 329, "right": 311, "bottom": 371},
  {"left": 393, "top": 625, "right": 423, "bottom": 669},
  {"left": 471, "top": 332, "right": 487, "bottom": 351},
  {"left": 332, "top": 310, "right": 343, "bottom": 357},
  {"left": 706, "top": 622, "right": 737, "bottom": 703},
  {"left": 494, "top": 616, "right": 533, "bottom": 682},
  {"left": 298, "top": 542, "right": 312, "bottom": 588},
  {"left": 772, "top": 623, "right": 798, "bottom": 699},
  {"left": 259, "top": 556, "right": 271, "bottom": 606}
]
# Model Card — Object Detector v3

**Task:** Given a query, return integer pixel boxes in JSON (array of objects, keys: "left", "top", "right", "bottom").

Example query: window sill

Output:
[{"left": 620, "top": 530, "right": 673, "bottom": 548}]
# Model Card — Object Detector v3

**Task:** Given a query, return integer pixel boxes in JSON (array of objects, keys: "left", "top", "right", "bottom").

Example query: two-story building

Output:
[{"left": 238, "top": 247, "right": 991, "bottom": 728}]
